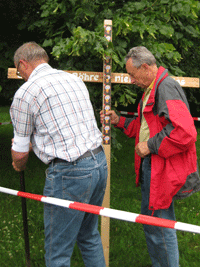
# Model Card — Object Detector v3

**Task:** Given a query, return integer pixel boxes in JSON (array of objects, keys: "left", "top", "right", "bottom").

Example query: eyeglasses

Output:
[{"left": 16, "top": 61, "right": 22, "bottom": 77}]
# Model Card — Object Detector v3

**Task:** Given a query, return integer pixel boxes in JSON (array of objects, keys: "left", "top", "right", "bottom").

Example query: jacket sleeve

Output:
[
  {"left": 147, "top": 78, "right": 197, "bottom": 158},
  {"left": 115, "top": 115, "right": 139, "bottom": 138}
]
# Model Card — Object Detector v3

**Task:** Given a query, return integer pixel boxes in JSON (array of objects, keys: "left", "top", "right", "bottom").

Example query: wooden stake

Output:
[{"left": 101, "top": 19, "right": 112, "bottom": 267}]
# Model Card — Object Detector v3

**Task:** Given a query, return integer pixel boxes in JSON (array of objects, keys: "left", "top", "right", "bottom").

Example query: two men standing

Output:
[{"left": 10, "top": 42, "right": 200, "bottom": 267}]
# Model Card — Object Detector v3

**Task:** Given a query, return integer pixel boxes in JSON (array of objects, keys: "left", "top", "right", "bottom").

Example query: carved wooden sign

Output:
[{"left": 8, "top": 68, "right": 199, "bottom": 88}]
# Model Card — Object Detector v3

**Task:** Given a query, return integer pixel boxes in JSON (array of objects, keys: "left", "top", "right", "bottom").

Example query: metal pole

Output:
[{"left": 20, "top": 171, "right": 31, "bottom": 267}]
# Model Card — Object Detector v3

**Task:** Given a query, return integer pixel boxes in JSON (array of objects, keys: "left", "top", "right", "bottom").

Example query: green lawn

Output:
[{"left": 0, "top": 106, "right": 200, "bottom": 266}]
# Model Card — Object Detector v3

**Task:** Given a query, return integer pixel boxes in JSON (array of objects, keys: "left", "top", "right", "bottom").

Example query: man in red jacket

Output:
[{"left": 101, "top": 46, "right": 200, "bottom": 267}]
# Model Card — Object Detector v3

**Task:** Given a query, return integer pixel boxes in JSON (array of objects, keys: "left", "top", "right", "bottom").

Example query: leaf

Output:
[
  {"left": 84, "top": 8, "right": 96, "bottom": 18},
  {"left": 119, "top": 94, "right": 125, "bottom": 105},
  {"left": 134, "top": 2, "right": 146, "bottom": 10},
  {"left": 126, "top": 95, "right": 136, "bottom": 104},
  {"left": 174, "top": 32, "right": 183, "bottom": 40},
  {"left": 41, "top": 9, "right": 50, "bottom": 18},
  {"left": 160, "top": 0, "right": 169, "bottom": 3},
  {"left": 117, "top": 40, "right": 127, "bottom": 49},
  {"left": 43, "top": 39, "right": 53, "bottom": 47},
  {"left": 191, "top": 10, "right": 198, "bottom": 19},
  {"left": 159, "top": 25, "right": 174, "bottom": 38},
  {"left": 125, "top": 89, "right": 137, "bottom": 98},
  {"left": 53, "top": 5, "right": 59, "bottom": 13},
  {"left": 185, "top": 25, "right": 200, "bottom": 38}
]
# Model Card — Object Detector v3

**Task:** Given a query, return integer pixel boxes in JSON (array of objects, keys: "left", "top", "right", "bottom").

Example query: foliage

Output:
[
  {"left": 112, "top": 84, "right": 137, "bottom": 107},
  {"left": 30, "top": 0, "right": 200, "bottom": 69},
  {"left": 1, "top": 0, "right": 200, "bottom": 110},
  {"left": 28, "top": 0, "right": 200, "bottom": 109}
]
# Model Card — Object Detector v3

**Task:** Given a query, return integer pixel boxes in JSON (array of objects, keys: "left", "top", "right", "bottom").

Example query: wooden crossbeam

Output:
[{"left": 8, "top": 68, "right": 200, "bottom": 88}]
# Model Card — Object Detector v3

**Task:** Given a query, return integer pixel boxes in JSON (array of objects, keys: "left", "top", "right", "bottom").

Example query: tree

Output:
[
  {"left": 1, "top": 0, "right": 200, "bottom": 115},
  {"left": 27, "top": 0, "right": 200, "bottom": 112}
]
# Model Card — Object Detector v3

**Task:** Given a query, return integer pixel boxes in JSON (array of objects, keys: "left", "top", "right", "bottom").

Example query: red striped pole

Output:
[{"left": 1, "top": 186, "right": 200, "bottom": 234}]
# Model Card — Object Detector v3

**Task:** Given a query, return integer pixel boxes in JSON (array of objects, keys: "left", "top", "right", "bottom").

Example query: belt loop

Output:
[
  {"left": 51, "top": 161, "right": 54, "bottom": 168},
  {"left": 73, "top": 160, "right": 77, "bottom": 166},
  {"left": 90, "top": 150, "right": 96, "bottom": 160}
]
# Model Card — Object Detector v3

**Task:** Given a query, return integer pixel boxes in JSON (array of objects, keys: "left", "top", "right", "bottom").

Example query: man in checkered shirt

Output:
[{"left": 10, "top": 42, "right": 107, "bottom": 267}]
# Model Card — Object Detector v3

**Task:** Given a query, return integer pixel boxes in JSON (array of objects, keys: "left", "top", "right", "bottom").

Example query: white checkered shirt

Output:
[{"left": 10, "top": 63, "right": 102, "bottom": 164}]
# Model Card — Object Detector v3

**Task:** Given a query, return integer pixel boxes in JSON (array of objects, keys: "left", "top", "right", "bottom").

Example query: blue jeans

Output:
[
  {"left": 43, "top": 148, "right": 108, "bottom": 267},
  {"left": 141, "top": 155, "right": 179, "bottom": 267}
]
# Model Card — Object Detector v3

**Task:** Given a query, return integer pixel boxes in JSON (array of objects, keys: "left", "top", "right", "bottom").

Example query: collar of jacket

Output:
[
  {"left": 139, "top": 66, "right": 168, "bottom": 123},
  {"left": 148, "top": 66, "right": 169, "bottom": 103}
]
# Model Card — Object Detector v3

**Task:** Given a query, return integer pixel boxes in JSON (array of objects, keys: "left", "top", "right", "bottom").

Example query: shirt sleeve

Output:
[
  {"left": 12, "top": 133, "right": 30, "bottom": 152},
  {"left": 147, "top": 80, "right": 197, "bottom": 158},
  {"left": 10, "top": 97, "right": 33, "bottom": 137},
  {"left": 115, "top": 116, "right": 139, "bottom": 138}
]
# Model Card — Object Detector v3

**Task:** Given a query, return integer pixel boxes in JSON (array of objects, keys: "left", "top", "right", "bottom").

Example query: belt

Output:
[{"left": 51, "top": 146, "right": 103, "bottom": 164}]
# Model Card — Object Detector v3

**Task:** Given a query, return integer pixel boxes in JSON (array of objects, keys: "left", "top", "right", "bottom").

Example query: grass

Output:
[{"left": 1, "top": 106, "right": 200, "bottom": 266}]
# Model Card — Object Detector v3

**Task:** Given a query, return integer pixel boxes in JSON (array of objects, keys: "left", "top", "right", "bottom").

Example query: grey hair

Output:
[
  {"left": 14, "top": 42, "right": 49, "bottom": 65},
  {"left": 125, "top": 46, "right": 156, "bottom": 68}
]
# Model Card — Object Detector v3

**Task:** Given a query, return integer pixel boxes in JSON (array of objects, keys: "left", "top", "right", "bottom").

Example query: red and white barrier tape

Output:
[
  {"left": 0, "top": 121, "right": 12, "bottom": 125},
  {"left": 193, "top": 117, "right": 200, "bottom": 121},
  {"left": 0, "top": 114, "right": 200, "bottom": 126},
  {"left": 0, "top": 186, "right": 200, "bottom": 234},
  {"left": 119, "top": 111, "right": 138, "bottom": 116},
  {"left": 119, "top": 111, "right": 200, "bottom": 121}
]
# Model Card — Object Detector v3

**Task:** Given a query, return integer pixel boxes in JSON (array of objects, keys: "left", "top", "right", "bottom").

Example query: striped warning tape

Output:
[
  {"left": 119, "top": 111, "right": 200, "bottom": 121},
  {"left": 0, "top": 114, "right": 200, "bottom": 126},
  {"left": 192, "top": 117, "right": 200, "bottom": 121},
  {"left": 119, "top": 111, "right": 138, "bottom": 116},
  {"left": 0, "top": 121, "right": 12, "bottom": 125},
  {"left": 0, "top": 186, "right": 200, "bottom": 234}
]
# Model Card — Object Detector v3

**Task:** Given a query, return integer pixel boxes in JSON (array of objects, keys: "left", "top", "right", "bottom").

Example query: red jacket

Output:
[{"left": 116, "top": 66, "right": 200, "bottom": 211}]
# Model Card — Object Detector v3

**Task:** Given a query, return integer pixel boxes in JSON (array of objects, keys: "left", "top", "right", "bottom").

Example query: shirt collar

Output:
[
  {"left": 28, "top": 63, "right": 51, "bottom": 80},
  {"left": 149, "top": 78, "right": 155, "bottom": 89},
  {"left": 144, "top": 78, "right": 155, "bottom": 94}
]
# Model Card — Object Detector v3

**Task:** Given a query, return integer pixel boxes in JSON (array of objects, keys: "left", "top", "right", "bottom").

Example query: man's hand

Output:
[
  {"left": 12, "top": 161, "right": 25, "bottom": 172},
  {"left": 11, "top": 149, "right": 29, "bottom": 172},
  {"left": 135, "top": 141, "right": 151, "bottom": 158},
  {"left": 100, "top": 110, "right": 120, "bottom": 125}
]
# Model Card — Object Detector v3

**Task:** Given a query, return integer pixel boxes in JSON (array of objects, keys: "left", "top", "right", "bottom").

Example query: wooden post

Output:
[{"left": 101, "top": 19, "right": 112, "bottom": 267}]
